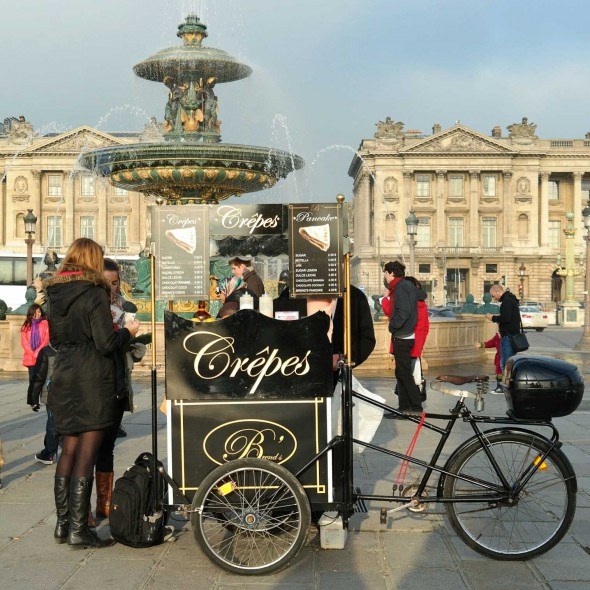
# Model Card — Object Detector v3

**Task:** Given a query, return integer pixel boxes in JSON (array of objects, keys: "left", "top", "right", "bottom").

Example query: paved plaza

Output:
[{"left": 1, "top": 327, "right": 589, "bottom": 589}]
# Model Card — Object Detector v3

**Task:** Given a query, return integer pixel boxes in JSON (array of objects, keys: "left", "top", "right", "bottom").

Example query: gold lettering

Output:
[{"left": 183, "top": 331, "right": 234, "bottom": 379}]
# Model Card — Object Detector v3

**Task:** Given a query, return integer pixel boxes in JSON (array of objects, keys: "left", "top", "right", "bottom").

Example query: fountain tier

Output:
[{"left": 79, "top": 14, "right": 303, "bottom": 204}]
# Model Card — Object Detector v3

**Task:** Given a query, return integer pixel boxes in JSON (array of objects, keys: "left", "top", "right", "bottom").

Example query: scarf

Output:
[{"left": 30, "top": 318, "right": 42, "bottom": 351}]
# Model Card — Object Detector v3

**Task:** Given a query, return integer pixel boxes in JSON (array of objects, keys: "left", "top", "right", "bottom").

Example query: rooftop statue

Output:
[
  {"left": 457, "top": 293, "right": 479, "bottom": 314},
  {"left": 507, "top": 117, "right": 538, "bottom": 141},
  {"left": 374, "top": 117, "right": 404, "bottom": 140}
]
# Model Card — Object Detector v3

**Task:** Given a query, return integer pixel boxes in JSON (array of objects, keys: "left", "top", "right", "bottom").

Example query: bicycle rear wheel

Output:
[
  {"left": 443, "top": 431, "right": 576, "bottom": 560},
  {"left": 191, "top": 458, "right": 311, "bottom": 575}
]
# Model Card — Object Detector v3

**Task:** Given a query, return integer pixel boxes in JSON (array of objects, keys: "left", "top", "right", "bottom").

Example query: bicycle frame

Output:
[{"left": 294, "top": 362, "right": 563, "bottom": 525}]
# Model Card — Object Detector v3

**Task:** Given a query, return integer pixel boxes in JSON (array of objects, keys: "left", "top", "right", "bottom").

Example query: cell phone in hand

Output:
[{"left": 125, "top": 312, "right": 136, "bottom": 324}]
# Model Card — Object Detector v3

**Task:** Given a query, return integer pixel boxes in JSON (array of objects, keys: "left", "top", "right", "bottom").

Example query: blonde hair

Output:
[{"left": 60, "top": 238, "right": 105, "bottom": 273}]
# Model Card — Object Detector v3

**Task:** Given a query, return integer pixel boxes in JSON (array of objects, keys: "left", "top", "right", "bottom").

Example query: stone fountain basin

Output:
[{"left": 79, "top": 142, "right": 304, "bottom": 203}]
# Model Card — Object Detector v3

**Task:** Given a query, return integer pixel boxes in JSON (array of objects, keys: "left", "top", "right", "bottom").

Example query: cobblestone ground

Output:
[{"left": 0, "top": 326, "right": 589, "bottom": 589}]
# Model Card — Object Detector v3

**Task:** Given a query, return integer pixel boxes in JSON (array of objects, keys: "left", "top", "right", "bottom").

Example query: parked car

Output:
[
  {"left": 519, "top": 306, "right": 548, "bottom": 331},
  {"left": 521, "top": 301, "right": 544, "bottom": 311},
  {"left": 428, "top": 306, "right": 456, "bottom": 319}
]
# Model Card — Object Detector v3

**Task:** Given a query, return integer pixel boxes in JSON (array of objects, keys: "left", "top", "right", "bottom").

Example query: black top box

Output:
[{"left": 504, "top": 356, "right": 584, "bottom": 419}]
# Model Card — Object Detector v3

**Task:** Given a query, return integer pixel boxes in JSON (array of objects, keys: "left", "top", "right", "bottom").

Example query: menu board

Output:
[
  {"left": 289, "top": 203, "right": 343, "bottom": 298},
  {"left": 152, "top": 205, "right": 209, "bottom": 300}
]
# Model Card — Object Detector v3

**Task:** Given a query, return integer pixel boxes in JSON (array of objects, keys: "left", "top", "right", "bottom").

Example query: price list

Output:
[
  {"left": 153, "top": 205, "right": 210, "bottom": 301},
  {"left": 289, "top": 203, "right": 343, "bottom": 298}
]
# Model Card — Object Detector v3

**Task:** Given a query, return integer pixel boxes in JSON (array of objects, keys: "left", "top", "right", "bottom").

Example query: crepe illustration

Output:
[
  {"left": 165, "top": 226, "right": 197, "bottom": 254},
  {"left": 298, "top": 224, "right": 330, "bottom": 252}
]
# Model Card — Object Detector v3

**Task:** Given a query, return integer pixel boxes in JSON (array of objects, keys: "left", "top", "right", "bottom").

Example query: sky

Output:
[{"left": 3, "top": 0, "right": 590, "bottom": 204}]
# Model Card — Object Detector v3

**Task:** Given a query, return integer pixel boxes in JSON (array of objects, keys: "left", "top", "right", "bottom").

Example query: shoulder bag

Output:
[{"left": 508, "top": 313, "right": 529, "bottom": 353}]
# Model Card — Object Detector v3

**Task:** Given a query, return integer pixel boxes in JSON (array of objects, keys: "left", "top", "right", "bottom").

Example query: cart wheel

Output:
[{"left": 191, "top": 458, "right": 311, "bottom": 575}]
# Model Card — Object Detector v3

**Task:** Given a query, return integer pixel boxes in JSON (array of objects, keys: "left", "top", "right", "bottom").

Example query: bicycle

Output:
[{"left": 188, "top": 357, "right": 581, "bottom": 575}]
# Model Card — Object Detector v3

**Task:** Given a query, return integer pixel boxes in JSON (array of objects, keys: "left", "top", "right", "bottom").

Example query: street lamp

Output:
[
  {"left": 518, "top": 261, "right": 526, "bottom": 303},
  {"left": 24, "top": 208, "right": 37, "bottom": 286},
  {"left": 405, "top": 209, "right": 418, "bottom": 276},
  {"left": 575, "top": 203, "right": 590, "bottom": 350}
]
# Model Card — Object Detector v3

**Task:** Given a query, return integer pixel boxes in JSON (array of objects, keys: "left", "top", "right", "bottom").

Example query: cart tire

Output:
[{"left": 191, "top": 458, "right": 311, "bottom": 575}]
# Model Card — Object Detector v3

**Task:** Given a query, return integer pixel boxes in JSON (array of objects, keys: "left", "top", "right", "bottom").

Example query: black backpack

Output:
[{"left": 109, "top": 452, "right": 167, "bottom": 548}]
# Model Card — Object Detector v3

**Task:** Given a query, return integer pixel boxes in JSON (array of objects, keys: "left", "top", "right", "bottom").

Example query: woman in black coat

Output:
[{"left": 45, "top": 238, "right": 140, "bottom": 549}]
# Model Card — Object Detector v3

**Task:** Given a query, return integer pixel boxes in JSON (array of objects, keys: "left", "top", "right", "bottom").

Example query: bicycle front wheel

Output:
[
  {"left": 443, "top": 431, "right": 576, "bottom": 560},
  {"left": 191, "top": 458, "right": 311, "bottom": 575}
]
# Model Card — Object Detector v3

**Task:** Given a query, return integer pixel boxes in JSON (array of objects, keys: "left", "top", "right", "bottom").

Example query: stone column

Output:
[
  {"left": 358, "top": 172, "right": 372, "bottom": 250},
  {"left": 64, "top": 172, "right": 75, "bottom": 247},
  {"left": 539, "top": 172, "right": 549, "bottom": 247},
  {"left": 30, "top": 169, "right": 42, "bottom": 246},
  {"left": 98, "top": 182, "right": 108, "bottom": 251},
  {"left": 401, "top": 170, "right": 413, "bottom": 243},
  {"left": 502, "top": 171, "right": 513, "bottom": 247},
  {"left": 436, "top": 170, "right": 447, "bottom": 245},
  {"left": 573, "top": 172, "right": 583, "bottom": 248},
  {"left": 469, "top": 170, "right": 480, "bottom": 246}
]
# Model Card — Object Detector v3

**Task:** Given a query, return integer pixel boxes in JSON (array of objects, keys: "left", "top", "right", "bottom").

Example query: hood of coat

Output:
[{"left": 44, "top": 270, "right": 109, "bottom": 316}]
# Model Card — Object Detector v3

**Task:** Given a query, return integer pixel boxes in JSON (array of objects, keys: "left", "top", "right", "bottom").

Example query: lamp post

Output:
[
  {"left": 405, "top": 209, "right": 418, "bottom": 276},
  {"left": 24, "top": 208, "right": 37, "bottom": 286},
  {"left": 575, "top": 203, "right": 590, "bottom": 350},
  {"left": 518, "top": 262, "right": 526, "bottom": 303}
]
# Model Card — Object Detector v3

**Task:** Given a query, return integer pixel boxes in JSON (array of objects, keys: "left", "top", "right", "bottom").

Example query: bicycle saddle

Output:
[{"left": 436, "top": 374, "right": 489, "bottom": 385}]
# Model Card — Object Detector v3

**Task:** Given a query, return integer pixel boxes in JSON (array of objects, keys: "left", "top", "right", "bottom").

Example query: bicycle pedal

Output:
[
  {"left": 380, "top": 508, "right": 387, "bottom": 525},
  {"left": 354, "top": 487, "right": 368, "bottom": 513}
]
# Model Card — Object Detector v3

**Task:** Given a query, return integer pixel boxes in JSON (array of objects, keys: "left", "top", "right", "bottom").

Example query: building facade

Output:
[
  {"left": 348, "top": 118, "right": 588, "bottom": 307},
  {"left": 0, "top": 120, "right": 150, "bottom": 289}
]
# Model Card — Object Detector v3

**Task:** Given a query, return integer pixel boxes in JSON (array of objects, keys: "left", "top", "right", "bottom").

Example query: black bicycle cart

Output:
[{"left": 144, "top": 200, "right": 584, "bottom": 575}]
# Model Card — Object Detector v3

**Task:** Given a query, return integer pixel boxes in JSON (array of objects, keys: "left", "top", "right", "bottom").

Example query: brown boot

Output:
[
  {"left": 95, "top": 471, "right": 114, "bottom": 519},
  {"left": 88, "top": 509, "right": 97, "bottom": 528}
]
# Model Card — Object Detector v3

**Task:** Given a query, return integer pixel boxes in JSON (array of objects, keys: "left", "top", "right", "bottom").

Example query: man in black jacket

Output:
[
  {"left": 487, "top": 284, "right": 521, "bottom": 371},
  {"left": 388, "top": 261, "right": 424, "bottom": 414}
]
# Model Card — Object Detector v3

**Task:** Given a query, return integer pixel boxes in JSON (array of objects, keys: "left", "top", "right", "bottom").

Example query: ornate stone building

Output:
[
  {"left": 0, "top": 119, "right": 149, "bottom": 286},
  {"left": 348, "top": 118, "right": 588, "bottom": 307}
]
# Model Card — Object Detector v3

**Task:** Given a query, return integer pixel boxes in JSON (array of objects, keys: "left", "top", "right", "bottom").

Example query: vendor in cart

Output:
[{"left": 220, "top": 256, "right": 265, "bottom": 302}]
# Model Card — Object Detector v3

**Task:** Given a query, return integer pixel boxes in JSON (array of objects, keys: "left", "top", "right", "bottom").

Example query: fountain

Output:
[{"left": 79, "top": 14, "right": 304, "bottom": 203}]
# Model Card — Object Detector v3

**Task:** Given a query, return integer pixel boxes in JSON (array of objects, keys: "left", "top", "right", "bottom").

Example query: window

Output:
[
  {"left": 482, "top": 218, "right": 497, "bottom": 247},
  {"left": 548, "top": 220, "right": 561, "bottom": 249},
  {"left": 81, "top": 175, "right": 95, "bottom": 196},
  {"left": 418, "top": 263, "right": 431, "bottom": 273},
  {"left": 449, "top": 175, "right": 463, "bottom": 197},
  {"left": 47, "top": 216, "right": 62, "bottom": 247},
  {"left": 548, "top": 180, "right": 559, "bottom": 199},
  {"left": 80, "top": 216, "right": 95, "bottom": 240},
  {"left": 48, "top": 175, "right": 62, "bottom": 196},
  {"left": 114, "top": 186, "right": 127, "bottom": 196},
  {"left": 449, "top": 218, "right": 464, "bottom": 247},
  {"left": 416, "top": 217, "right": 430, "bottom": 247},
  {"left": 384, "top": 213, "right": 396, "bottom": 241},
  {"left": 518, "top": 214, "right": 529, "bottom": 240},
  {"left": 482, "top": 175, "right": 496, "bottom": 197},
  {"left": 113, "top": 216, "right": 128, "bottom": 248},
  {"left": 416, "top": 175, "right": 430, "bottom": 197},
  {"left": 15, "top": 213, "right": 25, "bottom": 238},
  {"left": 485, "top": 264, "right": 497, "bottom": 273}
]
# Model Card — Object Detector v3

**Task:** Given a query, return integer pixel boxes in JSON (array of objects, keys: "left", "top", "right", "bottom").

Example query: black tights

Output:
[{"left": 56, "top": 430, "right": 106, "bottom": 479}]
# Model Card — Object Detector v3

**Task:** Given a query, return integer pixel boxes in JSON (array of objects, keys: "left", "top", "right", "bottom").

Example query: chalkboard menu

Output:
[
  {"left": 152, "top": 205, "right": 209, "bottom": 300},
  {"left": 289, "top": 203, "right": 344, "bottom": 298}
]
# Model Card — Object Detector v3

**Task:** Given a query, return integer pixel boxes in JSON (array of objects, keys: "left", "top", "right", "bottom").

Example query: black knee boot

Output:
[
  {"left": 67, "top": 477, "right": 113, "bottom": 548},
  {"left": 54, "top": 475, "right": 70, "bottom": 543}
]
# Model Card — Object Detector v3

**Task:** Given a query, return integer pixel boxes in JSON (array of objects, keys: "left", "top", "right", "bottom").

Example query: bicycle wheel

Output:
[
  {"left": 443, "top": 431, "right": 576, "bottom": 560},
  {"left": 191, "top": 458, "right": 311, "bottom": 575}
]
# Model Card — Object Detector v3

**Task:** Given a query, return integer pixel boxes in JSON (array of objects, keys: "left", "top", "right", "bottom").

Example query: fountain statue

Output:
[
  {"left": 475, "top": 292, "right": 498, "bottom": 314},
  {"left": 79, "top": 14, "right": 304, "bottom": 204},
  {"left": 456, "top": 294, "right": 478, "bottom": 314}
]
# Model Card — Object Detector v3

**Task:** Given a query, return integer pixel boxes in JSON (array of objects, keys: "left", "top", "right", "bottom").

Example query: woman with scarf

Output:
[{"left": 21, "top": 303, "right": 50, "bottom": 409}]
